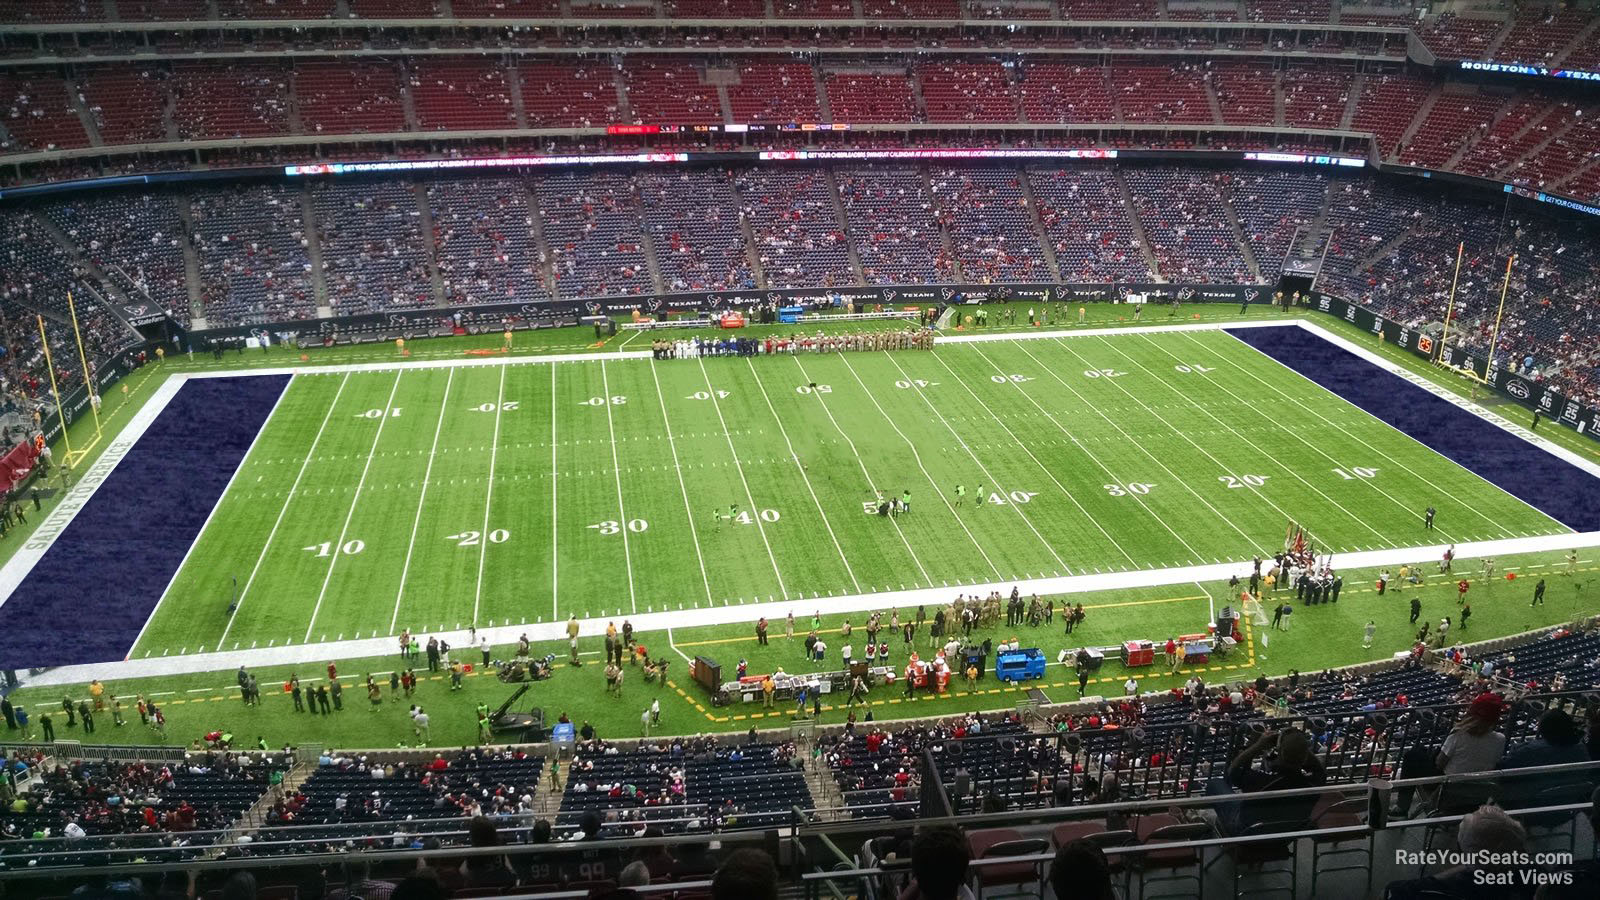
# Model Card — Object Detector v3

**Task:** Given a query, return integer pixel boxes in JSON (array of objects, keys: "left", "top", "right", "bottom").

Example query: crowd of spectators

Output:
[{"left": 1, "top": 750, "right": 287, "bottom": 868}]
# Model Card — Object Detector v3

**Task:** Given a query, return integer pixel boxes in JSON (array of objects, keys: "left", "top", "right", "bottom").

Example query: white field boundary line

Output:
[
  {"left": 28, "top": 529, "right": 1600, "bottom": 687},
  {"left": 35, "top": 318, "right": 1596, "bottom": 675},
  {"left": 1292, "top": 319, "right": 1600, "bottom": 485},
  {"left": 133, "top": 375, "right": 294, "bottom": 656},
  {"left": 175, "top": 319, "right": 1291, "bottom": 379},
  {"left": 0, "top": 373, "right": 188, "bottom": 608}
]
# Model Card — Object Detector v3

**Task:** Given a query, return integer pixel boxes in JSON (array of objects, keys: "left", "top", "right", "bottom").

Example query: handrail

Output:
[
  {"left": 796, "top": 795, "right": 1598, "bottom": 893},
  {"left": 0, "top": 758, "right": 1595, "bottom": 882}
]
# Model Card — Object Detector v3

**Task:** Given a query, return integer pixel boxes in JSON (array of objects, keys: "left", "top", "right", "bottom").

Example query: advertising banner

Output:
[{"left": 1309, "top": 292, "right": 1600, "bottom": 443}]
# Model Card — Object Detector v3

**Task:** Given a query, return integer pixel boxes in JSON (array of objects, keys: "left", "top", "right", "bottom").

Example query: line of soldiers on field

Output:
[{"left": 652, "top": 328, "right": 933, "bottom": 359}]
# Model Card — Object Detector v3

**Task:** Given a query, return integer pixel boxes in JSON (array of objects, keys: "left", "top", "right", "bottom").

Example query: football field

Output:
[{"left": 132, "top": 327, "right": 1568, "bottom": 657}]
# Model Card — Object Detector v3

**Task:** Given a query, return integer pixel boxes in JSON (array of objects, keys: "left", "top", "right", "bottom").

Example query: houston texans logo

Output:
[
  {"left": 767, "top": 293, "right": 781, "bottom": 303},
  {"left": 124, "top": 304, "right": 149, "bottom": 317},
  {"left": 648, "top": 297, "right": 663, "bottom": 311},
  {"left": 884, "top": 290, "right": 897, "bottom": 303},
  {"left": 585, "top": 302, "right": 602, "bottom": 315},
  {"left": 388, "top": 315, "right": 409, "bottom": 327},
  {"left": 1178, "top": 288, "right": 1195, "bottom": 301},
  {"left": 941, "top": 288, "right": 954, "bottom": 301},
  {"left": 1245, "top": 289, "right": 1259, "bottom": 301}
]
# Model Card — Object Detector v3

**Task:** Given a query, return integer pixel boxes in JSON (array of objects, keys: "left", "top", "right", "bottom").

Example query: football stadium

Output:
[{"left": 3, "top": 2, "right": 1600, "bottom": 898}]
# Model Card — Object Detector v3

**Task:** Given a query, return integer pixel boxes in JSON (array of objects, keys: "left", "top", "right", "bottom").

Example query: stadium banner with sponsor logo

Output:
[
  {"left": 188, "top": 283, "right": 1266, "bottom": 345},
  {"left": 1309, "top": 292, "right": 1600, "bottom": 443}
]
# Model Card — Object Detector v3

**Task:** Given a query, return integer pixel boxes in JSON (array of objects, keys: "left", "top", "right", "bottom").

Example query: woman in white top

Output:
[{"left": 1437, "top": 693, "right": 1508, "bottom": 776}]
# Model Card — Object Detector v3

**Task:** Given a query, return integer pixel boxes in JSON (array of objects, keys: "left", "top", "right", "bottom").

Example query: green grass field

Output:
[{"left": 134, "top": 326, "right": 1567, "bottom": 658}]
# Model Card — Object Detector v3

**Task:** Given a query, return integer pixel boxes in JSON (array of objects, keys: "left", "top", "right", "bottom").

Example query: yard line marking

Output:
[
  {"left": 1083, "top": 336, "right": 1390, "bottom": 543},
  {"left": 1011, "top": 341, "right": 1258, "bottom": 550},
  {"left": 790, "top": 356, "right": 933, "bottom": 587},
  {"left": 876, "top": 352, "right": 1071, "bottom": 574},
  {"left": 930, "top": 348, "right": 1140, "bottom": 567},
  {"left": 1187, "top": 331, "right": 1519, "bottom": 540},
  {"left": 304, "top": 370, "right": 404, "bottom": 642},
  {"left": 833, "top": 354, "right": 1003, "bottom": 580},
  {"left": 1146, "top": 332, "right": 1483, "bottom": 542},
  {"left": 745, "top": 357, "right": 861, "bottom": 594},
  {"left": 390, "top": 367, "right": 456, "bottom": 634},
  {"left": 648, "top": 360, "right": 714, "bottom": 604},
  {"left": 473, "top": 364, "right": 509, "bottom": 628},
  {"left": 551, "top": 364, "right": 560, "bottom": 620},
  {"left": 697, "top": 356, "right": 789, "bottom": 599},
  {"left": 600, "top": 360, "right": 638, "bottom": 614},
  {"left": 214, "top": 374, "right": 350, "bottom": 652}
]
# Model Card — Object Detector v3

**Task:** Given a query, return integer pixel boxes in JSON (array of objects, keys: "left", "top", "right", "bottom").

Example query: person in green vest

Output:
[{"left": 477, "top": 702, "right": 491, "bottom": 745}]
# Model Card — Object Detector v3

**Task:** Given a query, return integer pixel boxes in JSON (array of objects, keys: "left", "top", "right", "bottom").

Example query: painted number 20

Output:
[{"left": 448, "top": 530, "right": 510, "bottom": 546}]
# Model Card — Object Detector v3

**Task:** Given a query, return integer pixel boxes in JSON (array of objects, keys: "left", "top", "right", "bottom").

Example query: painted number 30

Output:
[
  {"left": 1104, "top": 483, "right": 1154, "bottom": 496},
  {"left": 591, "top": 520, "right": 649, "bottom": 535}
]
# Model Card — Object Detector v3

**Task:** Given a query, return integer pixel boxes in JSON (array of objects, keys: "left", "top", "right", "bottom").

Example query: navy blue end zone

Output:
[
  {"left": 1227, "top": 326, "right": 1600, "bottom": 533},
  {"left": 2, "top": 375, "right": 289, "bottom": 668}
]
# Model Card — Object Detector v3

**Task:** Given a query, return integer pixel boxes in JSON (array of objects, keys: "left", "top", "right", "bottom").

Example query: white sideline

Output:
[
  {"left": 19, "top": 529, "right": 1600, "bottom": 688},
  {"left": 0, "top": 373, "right": 189, "bottom": 609},
  {"left": 177, "top": 317, "right": 1289, "bottom": 379}
]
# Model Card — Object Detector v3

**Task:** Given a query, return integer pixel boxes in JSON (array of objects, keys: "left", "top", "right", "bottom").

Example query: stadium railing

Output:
[
  {"left": 4, "top": 762, "right": 1593, "bottom": 897},
  {"left": 0, "top": 740, "right": 188, "bottom": 762}
]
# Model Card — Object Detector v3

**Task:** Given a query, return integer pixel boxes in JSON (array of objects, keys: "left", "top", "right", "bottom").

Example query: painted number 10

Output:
[
  {"left": 1332, "top": 466, "right": 1379, "bottom": 480},
  {"left": 306, "top": 540, "right": 364, "bottom": 557}
]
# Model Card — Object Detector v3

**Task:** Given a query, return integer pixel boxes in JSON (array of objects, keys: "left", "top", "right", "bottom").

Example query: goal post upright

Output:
[
  {"left": 65, "top": 290, "right": 106, "bottom": 442},
  {"left": 1435, "top": 240, "right": 1465, "bottom": 365},
  {"left": 35, "top": 313, "right": 76, "bottom": 464}
]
